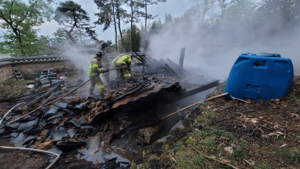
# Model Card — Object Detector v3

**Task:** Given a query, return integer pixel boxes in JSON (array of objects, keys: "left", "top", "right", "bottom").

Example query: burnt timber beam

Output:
[
  {"left": 166, "top": 58, "right": 180, "bottom": 69},
  {"left": 161, "top": 80, "right": 220, "bottom": 105},
  {"left": 179, "top": 47, "right": 186, "bottom": 73},
  {"left": 165, "top": 64, "right": 181, "bottom": 79}
]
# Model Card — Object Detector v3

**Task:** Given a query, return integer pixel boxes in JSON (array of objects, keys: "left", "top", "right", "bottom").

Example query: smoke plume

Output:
[{"left": 146, "top": 1, "right": 300, "bottom": 81}]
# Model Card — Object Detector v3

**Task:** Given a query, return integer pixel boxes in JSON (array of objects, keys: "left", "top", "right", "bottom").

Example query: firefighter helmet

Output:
[
  {"left": 101, "top": 42, "right": 109, "bottom": 49},
  {"left": 96, "top": 51, "right": 103, "bottom": 58}
]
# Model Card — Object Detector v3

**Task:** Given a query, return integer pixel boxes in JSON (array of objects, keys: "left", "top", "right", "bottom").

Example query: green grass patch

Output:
[
  {"left": 240, "top": 140, "right": 248, "bottom": 148},
  {"left": 229, "top": 148, "right": 247, "bottom": 161},
  {"left": 290, "top": 95, "right": 298, "bottom": 101},
  {"left": 215, "top": 99, "right": 226, "bottom": 105},
  {"left": 276, "top": 148, "right": 300, "bottom": 163},
  {"left": 255, "top": 163, "right": 272, "bottom": 169}
]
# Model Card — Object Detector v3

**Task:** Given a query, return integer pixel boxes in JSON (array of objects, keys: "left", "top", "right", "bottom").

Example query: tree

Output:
[
  {"left": 256, "top": 0, "right": 300, "bottom": 32},
  {"left": 52, "top": 28, "right": 71, "bottom": 46},
  {"left": 142, "top": 0, "right": 166, "bottom": 52},
  {"left": 119, "top": 24, "right": 141, "bottom": 52},
  {"left": 0, "top": 0, "right": 54, "bottom": 56},
  {"left": 94, "top": 0, "right": 117, "bottom": 52},
  {"left": 190, "top": 0, "right": 217, "bottom": 27},
  {"left": 149, "top": 18, "right": 163, "bottom": 34},
  {"left": 164, "top": 13, "right": 172, "bottom": 24},
  {"left": 124, "top": 0, "right": 145, "bottom": 52},
  {"left": 115, "top": 0, "right": 127, "bottom": 52},
  {"left": 54, "top": 0, "right": 96, "bottom": 45}
]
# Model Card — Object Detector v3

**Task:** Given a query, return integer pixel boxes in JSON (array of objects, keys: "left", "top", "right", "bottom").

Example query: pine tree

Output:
[{"left": 54, "top": 0, "right": 96, "bottom": 45}]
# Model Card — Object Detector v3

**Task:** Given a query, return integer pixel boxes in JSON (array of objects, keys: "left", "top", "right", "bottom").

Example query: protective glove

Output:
[{"left": 99, "top": 69, "right": 109, "bottom": 73}]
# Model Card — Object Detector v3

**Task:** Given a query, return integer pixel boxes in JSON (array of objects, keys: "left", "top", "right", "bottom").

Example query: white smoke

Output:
[{"left": 146, "top": 1, "right": 300, "bottom": 81}]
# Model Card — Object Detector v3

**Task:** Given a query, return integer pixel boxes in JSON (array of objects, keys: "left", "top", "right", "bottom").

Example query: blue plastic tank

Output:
[{"left": 224, "top": 52, "right": 294, "bottom": 101}]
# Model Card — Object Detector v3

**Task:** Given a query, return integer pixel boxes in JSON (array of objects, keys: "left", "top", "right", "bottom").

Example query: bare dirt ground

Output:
[
  {"left": 133, "top": 78, "right": 300, "bottom": 169},
  {"left": 0, "top": 148, "right": 47, "bottom": 169},
  {"left": 0, "top": 79, "right": 28, "bottom": 97}
]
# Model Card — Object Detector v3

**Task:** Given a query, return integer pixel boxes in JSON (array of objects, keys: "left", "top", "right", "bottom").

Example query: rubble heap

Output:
[{"left": 0, "top": 54, "right": 219, "bottom": 168}]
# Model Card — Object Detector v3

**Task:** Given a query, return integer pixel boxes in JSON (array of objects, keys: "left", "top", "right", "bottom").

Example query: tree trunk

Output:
[
  {"left": 13, "top": 29, "right": 25, "bottom": 56},
  {"left": 7, "top": 22, "right": 25, "bottom": 55},
  {"left": 65, "top": 30, "right": 77, "bottom": 45},
  {"left": 112, "top": 0, "right": 118, "bottom": 52},
  {"left": 116, "top": 3, "right": 125, "bottom": 52},
  {"left": 130, "top": 0, "right": 133, "bottom": 52},
  {"left": 144, "top": 0, "right": 147, "bottom": 53}
]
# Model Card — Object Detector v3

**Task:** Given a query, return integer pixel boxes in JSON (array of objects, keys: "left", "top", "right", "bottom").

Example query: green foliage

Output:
[
  {"left": 290, "top": 95, "right": 298, "bottom": 102},
  {"left": 54, "top": 0, "right": 96, "bottom": 44},
  {"left": 276, "top": 149, "right": 300, "bottom": 164},
  {"left": 255, "top": 163, "right": 272, "bottom": 169},
  {"left": 54, "top": 1, "right": 89, "bottom": 26},
  {"left": 94, "top": 0, "right": 113, "bottom": 31},
  {"left": 0, "top": 0, "right": 54, "bottom": 56},
  {"left": 230, "top": 148, "right": 247, "bottom": 161},
  {"left": 118, "top": 24, "right": 141, "bottom": 52},
  {"left": 202, "top": 137, "right": 217, "bottom": 153},
  {"left": 149, "top": 18, "right": 163, "bottom": 34},
  {"left": 240, "top": 140, "right": 248, "bottom": 148}
]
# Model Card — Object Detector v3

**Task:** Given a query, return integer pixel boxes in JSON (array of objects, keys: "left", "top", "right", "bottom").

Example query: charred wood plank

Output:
[
  {"left": 165, "top": 64, "right": 181, "bottom": 79},
  {"left": 109, "top": 84, "right": 144, "bottom": 104},
  {"left": 166, "top": 58, "right": 180, "bottom": 69},
  {"left": 179, "top": 47, "right": 186, "bottom": 73},
  {"left": 21, "top": 85, "right": 60, "bottom": 111},
  {"left": 164, "top": 80, "right": 220, "bottom": 104}
]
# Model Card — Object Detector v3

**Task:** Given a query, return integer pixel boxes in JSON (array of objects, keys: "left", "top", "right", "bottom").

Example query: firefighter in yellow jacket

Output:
[
  {"left": 112, "top": 54, "right": 132, "bottom": 81},
  {"left": 88, "top": 51, "right": 109, "bottom": 96}
]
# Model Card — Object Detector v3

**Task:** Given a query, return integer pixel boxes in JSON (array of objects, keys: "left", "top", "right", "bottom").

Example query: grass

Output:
[
  {"left": 240, "top": 140, "right": 248, "bottom": 148},
  {"left": 276, "top": 149, "right": 300, "bottom": 163},
  {"left": 163, "top": 107, "right": 249, "bottom": 168},
  {"left": 255, "top": 163, "right": 272, "bottom": 169},
  {"left": 0, "top": 79, "right": 28, "bottom": 96},
  {"left": 230, "top": 148, "right": 247, "bottom": 161},
  {"left": 215, "top": 99, "right": 226, "bottom": 105},
  {"left": 135, "top": 100, "right": 300, "bottom": 168},
  {"left": 289, "top": 95, "right": 298, "bottom": 101}
]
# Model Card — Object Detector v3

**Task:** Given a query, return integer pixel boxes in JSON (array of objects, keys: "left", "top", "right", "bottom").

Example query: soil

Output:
[
  {"left": 133, "top": 77, "right": 300, "bottom": 168},
  {"left": 0, "top": 78, "right": 28, "bottom": 98},
  {"left": 0, "top": 148, "right": 47, "bottom": 169}
]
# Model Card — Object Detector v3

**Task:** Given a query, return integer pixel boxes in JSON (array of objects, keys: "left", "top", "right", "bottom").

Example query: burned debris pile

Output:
[{"left": 0, "top": 54, "right": 219, "bottom": 168}]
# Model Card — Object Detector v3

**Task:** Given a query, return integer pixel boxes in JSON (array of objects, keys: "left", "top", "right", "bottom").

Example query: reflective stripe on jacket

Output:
[
  {"left": 112, "top": 55, "right": 132, "bottom": 66},
  {"left": 88, "top": 56, "right": 102, "bottom": 77}
]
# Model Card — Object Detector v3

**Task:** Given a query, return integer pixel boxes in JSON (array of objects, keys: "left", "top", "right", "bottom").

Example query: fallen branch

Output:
[
  {"left": 244, "top": 159, "right": 255, "bottom": 168},
  {"left": 0, "top": 146, "right": 60, "bottom": 169},
  {"left": 191, "top": 146, "right": 239, "bottom": 169}
]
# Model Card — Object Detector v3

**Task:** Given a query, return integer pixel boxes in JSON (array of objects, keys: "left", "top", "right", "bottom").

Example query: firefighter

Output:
[
  {"left": 88, "top": 51, "right": 109, "bottom": 97},
  {"left": 112, "top": 54, "right": 132, "bottom": 81},
  {"left": 100, "top": 42, "right": 110, "bottom": 83}
]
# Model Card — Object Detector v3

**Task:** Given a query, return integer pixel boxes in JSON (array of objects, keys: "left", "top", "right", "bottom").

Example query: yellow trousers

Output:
[
  {"left": 89, "top": 76, "right": 104, "bottom": 94},
  {"left": 116, "top": 63, "right": 130, "bottom": 79}
]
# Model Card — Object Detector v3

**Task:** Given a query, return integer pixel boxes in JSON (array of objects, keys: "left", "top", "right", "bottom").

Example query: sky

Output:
[{"left": 37, "top": 0, "right": 192, "bottom": 42}]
